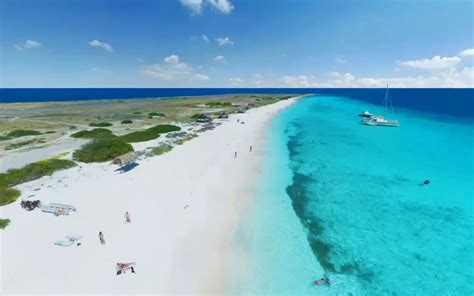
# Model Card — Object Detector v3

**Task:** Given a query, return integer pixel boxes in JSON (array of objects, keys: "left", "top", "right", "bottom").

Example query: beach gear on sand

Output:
[
  {"left": 55, "top": 234, "right": 83, "bottom": 247},
  {"left": 116, "top": 262, "right": 136, "bottom": 275},
  {"left": 21, "top": 200, "right": 41, "bottom": 211},
  {"left": 41, "top": 203, "right": 76, "bottom": 216}
]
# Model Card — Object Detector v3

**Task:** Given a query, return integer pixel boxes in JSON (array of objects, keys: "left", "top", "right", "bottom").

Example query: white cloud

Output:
[
  {"left": 459, "top": 48, "right": 474, "bottom": 57},
  {"left": 164, "top": 54, "right": 180, "bottom": 64},
  {"left": 282, "top": 68, "right": 474, "bottom": 88},
  {"left": 180, "top": 0, "right": 233, "bottom": 14},
  {"left": 229, "top": 77, "right": 242, "bottom": 84},
  {"left": 251, "top": 74, "right": 265, "bottom": 87},
  {"left": 329, "top": 71, "right": 340, "bottom": 77},
  {"left": 141, "top": 54, "right": 210, "bottom": 82},
  {"left": 216, "top": 37, "right": 233, "bottom": 46},
  {"left": 335, "top": 57, "right": 346, "bottom": 64},
  {"left": 194, "top": 73, "right": 210, "bottom": 80},
  {"left": 208, "top": 0, "right": 234, "bottom": 14},
  {"left": 280, "top": 75, "right": 315, "bottom": 87},
  {"left": 137, "top": 58, "right": 144, "bottom": 63},
  {"left": 89, "top": 40, "right": 114, "bottom": 52},
  {"left": 202, "top": 34, "right": 209, "bottom": 43},
  {"left": 213, "top": 55, "right": 225, "bottom": 63},
  {"left": 400, "top": 55, "right": 460, "bottom": 70},
  {"left": 180, "top": 0, "right": 203, "bottom": 14},
  {"left": 14, "top": 40, "right": 41, "bottom": 50}
]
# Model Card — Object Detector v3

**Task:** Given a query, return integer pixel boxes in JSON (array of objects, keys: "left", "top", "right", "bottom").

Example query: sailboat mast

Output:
[{"left": 383, "top": 84, "right": 389, "bottom": 116}]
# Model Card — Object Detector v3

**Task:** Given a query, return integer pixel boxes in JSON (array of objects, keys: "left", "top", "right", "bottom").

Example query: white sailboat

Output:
[{"left": 361, "top": 85, "right": 399, "bottom": 127}]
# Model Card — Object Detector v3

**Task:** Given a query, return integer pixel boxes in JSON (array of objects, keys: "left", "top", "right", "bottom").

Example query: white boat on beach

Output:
[{"left": 361, "top": 85, "right": 399, "bottom": 127}]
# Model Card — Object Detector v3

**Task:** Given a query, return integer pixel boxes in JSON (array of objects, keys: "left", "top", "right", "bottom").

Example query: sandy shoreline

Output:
[{"left": 0, "top": 97, "right": 298, "bottom": 295}]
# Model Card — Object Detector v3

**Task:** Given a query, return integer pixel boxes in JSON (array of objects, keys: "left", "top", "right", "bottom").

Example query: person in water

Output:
[
  {"left": 423, "top": 179, "right": 430, "bottom": 185},
  {"left": 314, "top": 277, "right": 330, "bottom": 286}
]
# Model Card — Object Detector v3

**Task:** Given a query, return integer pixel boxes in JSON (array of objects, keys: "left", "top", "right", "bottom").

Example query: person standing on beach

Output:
[
  {"left": 124, "top": 211, "right": 131, "bottom": 223},
  {"left": 234, "top": 151, "right": 237, "bottom": 158},
  {"left": 249, "top": 145, "right": 253, "bottom": 152},
  {"left": 99, "top": 231, "right": 105, "bottom": 245}
]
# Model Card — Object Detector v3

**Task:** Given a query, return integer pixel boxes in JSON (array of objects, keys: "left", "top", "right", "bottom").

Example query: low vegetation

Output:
[
  {"left": 89, "top": 122, "right": 113, "bottom": 127},
  {"left": 148, "top": 112, "right": 166, "bottom": 117},
  {"left": 121, "top": 119, "right": 133, "bottom": 124},
  {"left": 73, "top": 138, "right": 133, "bottom": 163},
  {"left": 120, "top": 124, "right": 181, "bottom": 143},
  {"left": 71, "top": 128, "right": 116, "bottom": 139},
  {"left": 120, "top": 130, "right": 160, "bottom": 143},
  {"left": 0, "top": 129, "right": 42, "bottom": 141},
  {"left": 147, "top": 124, "right": 181, "bottom": 134},
  {"left": 45, "top": 131, "right": 56, "bottom": 134},
  {"left": 152, "top": 144, "right": 173, "bottom": 156},
  {"left": 205, "top": 101, "right": 232, "bottom": 107},
  {"left": 0, "top": 158, "right": 76, "bottom": 207},
  {"left": 174, "top": 133, "right": 198, "bottom": 145},
  {"left": 0, "top": 219, "right": 10, "bottom": 229},
  {"left": 5, "top": 139, "right": 42, "bottom": 150},
  {"left": 133, "top": 111, "right": 142, "bottom": 115}
]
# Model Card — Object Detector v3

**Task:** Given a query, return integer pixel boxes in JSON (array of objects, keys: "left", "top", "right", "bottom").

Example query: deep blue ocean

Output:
[{"left": 2, "top": 88, "right": 473, "bottom": 294}]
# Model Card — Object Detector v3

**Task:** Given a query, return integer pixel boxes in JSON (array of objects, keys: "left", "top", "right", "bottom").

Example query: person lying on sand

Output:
[{"left": 116, "top": 262, "right": 136, "bottom": 275}]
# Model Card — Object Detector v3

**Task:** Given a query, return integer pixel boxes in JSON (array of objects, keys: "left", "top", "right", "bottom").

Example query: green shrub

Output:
[
  {"left": 0, "top": 136, "right": 11, "bottom": 141},
  {"left": 45, "top": 131, "right": 56, "bottom": 134},
  {"left": 73, "top": 138, "right": 133, "bottom": 163},
  {"left": 5, "top": 139, "right": 37, "bottom": 150},
  {"left": 133, "top": 111, "right": 142, "bottom": 115},
  {"left": 89, "top": 122, "right": 113, "bottom": 127},
  {"left": 6, "top": 129, "right": 42, "bottom": 138},
  {"left": 205, "top": 102, "right": 232, "bottom": 107},
  {"left": 147, "top": 124, "right": 181, "bottom": 134},
  {"left": 152, "top": 144, "right": 173, "bottom": 156},
  {"left": 0, "top": 158, "right": 76, "bottom": 206},
  {"left": 121, "top": 120, "right": 133, "bottom": 124},
  {"left": 120, "top": 131, "right": 160, "bottom": 143},
  {"left": 4, "top": 159, "right": 77, "bottom": 186},
  {"left": 148, "top": 112, "right": 166, "bottom": 117},
  {"left": 120, "top": 124, "right": 180, "bottom": 143},
  {"left": 0, "top": 219, "right": 10, "bottom": 229},
  {"left": 71, "top": 128, "right": 116, "bottom": 139}
]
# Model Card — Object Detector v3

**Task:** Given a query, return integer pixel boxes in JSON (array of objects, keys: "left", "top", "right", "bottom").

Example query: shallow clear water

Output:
[{"left": 233, "top": 95, "right": 474, "bottom": 295}]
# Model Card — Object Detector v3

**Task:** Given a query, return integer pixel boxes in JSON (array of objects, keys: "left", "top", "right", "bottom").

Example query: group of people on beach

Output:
[
  {"left": 98, "top": 211, "right": 134, "bottom": 275},
  {"left": 234, "top": 145, "right": 253, "bottom": 158}
]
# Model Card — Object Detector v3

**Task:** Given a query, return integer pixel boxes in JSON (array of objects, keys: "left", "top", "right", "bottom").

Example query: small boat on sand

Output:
[{"left": 361, "top": 85, "right": 399, "bottom": 127}]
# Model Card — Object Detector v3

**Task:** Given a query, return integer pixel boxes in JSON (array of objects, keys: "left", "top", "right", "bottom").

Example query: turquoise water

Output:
[{"left": 232, "top": 95, "right": 474, "bottom": 295}]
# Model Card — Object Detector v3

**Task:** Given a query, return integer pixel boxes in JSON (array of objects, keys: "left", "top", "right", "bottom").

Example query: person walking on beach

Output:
[
  {"left": 249, "top": 145, "right": 253, "bottom": 152},
  {"left": 234, "top": 151, "right": 237, "bottom": 158},
  {"left": 124, "top": 211, "right": 131, "bottom": 223},
  {"left": 99, "top": 231, "right": 105, "bottom": 245}
]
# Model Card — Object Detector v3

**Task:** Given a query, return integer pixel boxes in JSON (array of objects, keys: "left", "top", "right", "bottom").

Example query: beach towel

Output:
[
  {"left": 41, "top": 203, "right": 76, "bottom": 216},
  {"left": 55, "top": 234, "right": 82, "bottom": 247}
]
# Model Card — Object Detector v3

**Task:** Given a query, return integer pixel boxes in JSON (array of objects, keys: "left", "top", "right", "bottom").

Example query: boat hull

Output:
[{"left": 361, "top": 120, "right": 399, "bottom": 127}]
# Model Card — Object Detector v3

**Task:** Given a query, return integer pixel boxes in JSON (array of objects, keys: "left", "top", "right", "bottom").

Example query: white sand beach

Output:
[{"left": 0, "top": 98, "right": 297, "bottom": 295}]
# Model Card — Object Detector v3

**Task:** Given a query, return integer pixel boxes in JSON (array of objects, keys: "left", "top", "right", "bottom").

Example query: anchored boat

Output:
[{"left": 361, "top": 85, "right": 399, "bottom": 127}]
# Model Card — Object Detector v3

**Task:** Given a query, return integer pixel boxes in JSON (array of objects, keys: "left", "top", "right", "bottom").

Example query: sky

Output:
[{"left": 0, "top": 0, "right": 473, "bottom": 88}]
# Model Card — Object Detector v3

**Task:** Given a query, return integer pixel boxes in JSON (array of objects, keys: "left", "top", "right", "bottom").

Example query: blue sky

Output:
[{"left": 1, "top": 0, "right": 473, "bottom": 87}]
